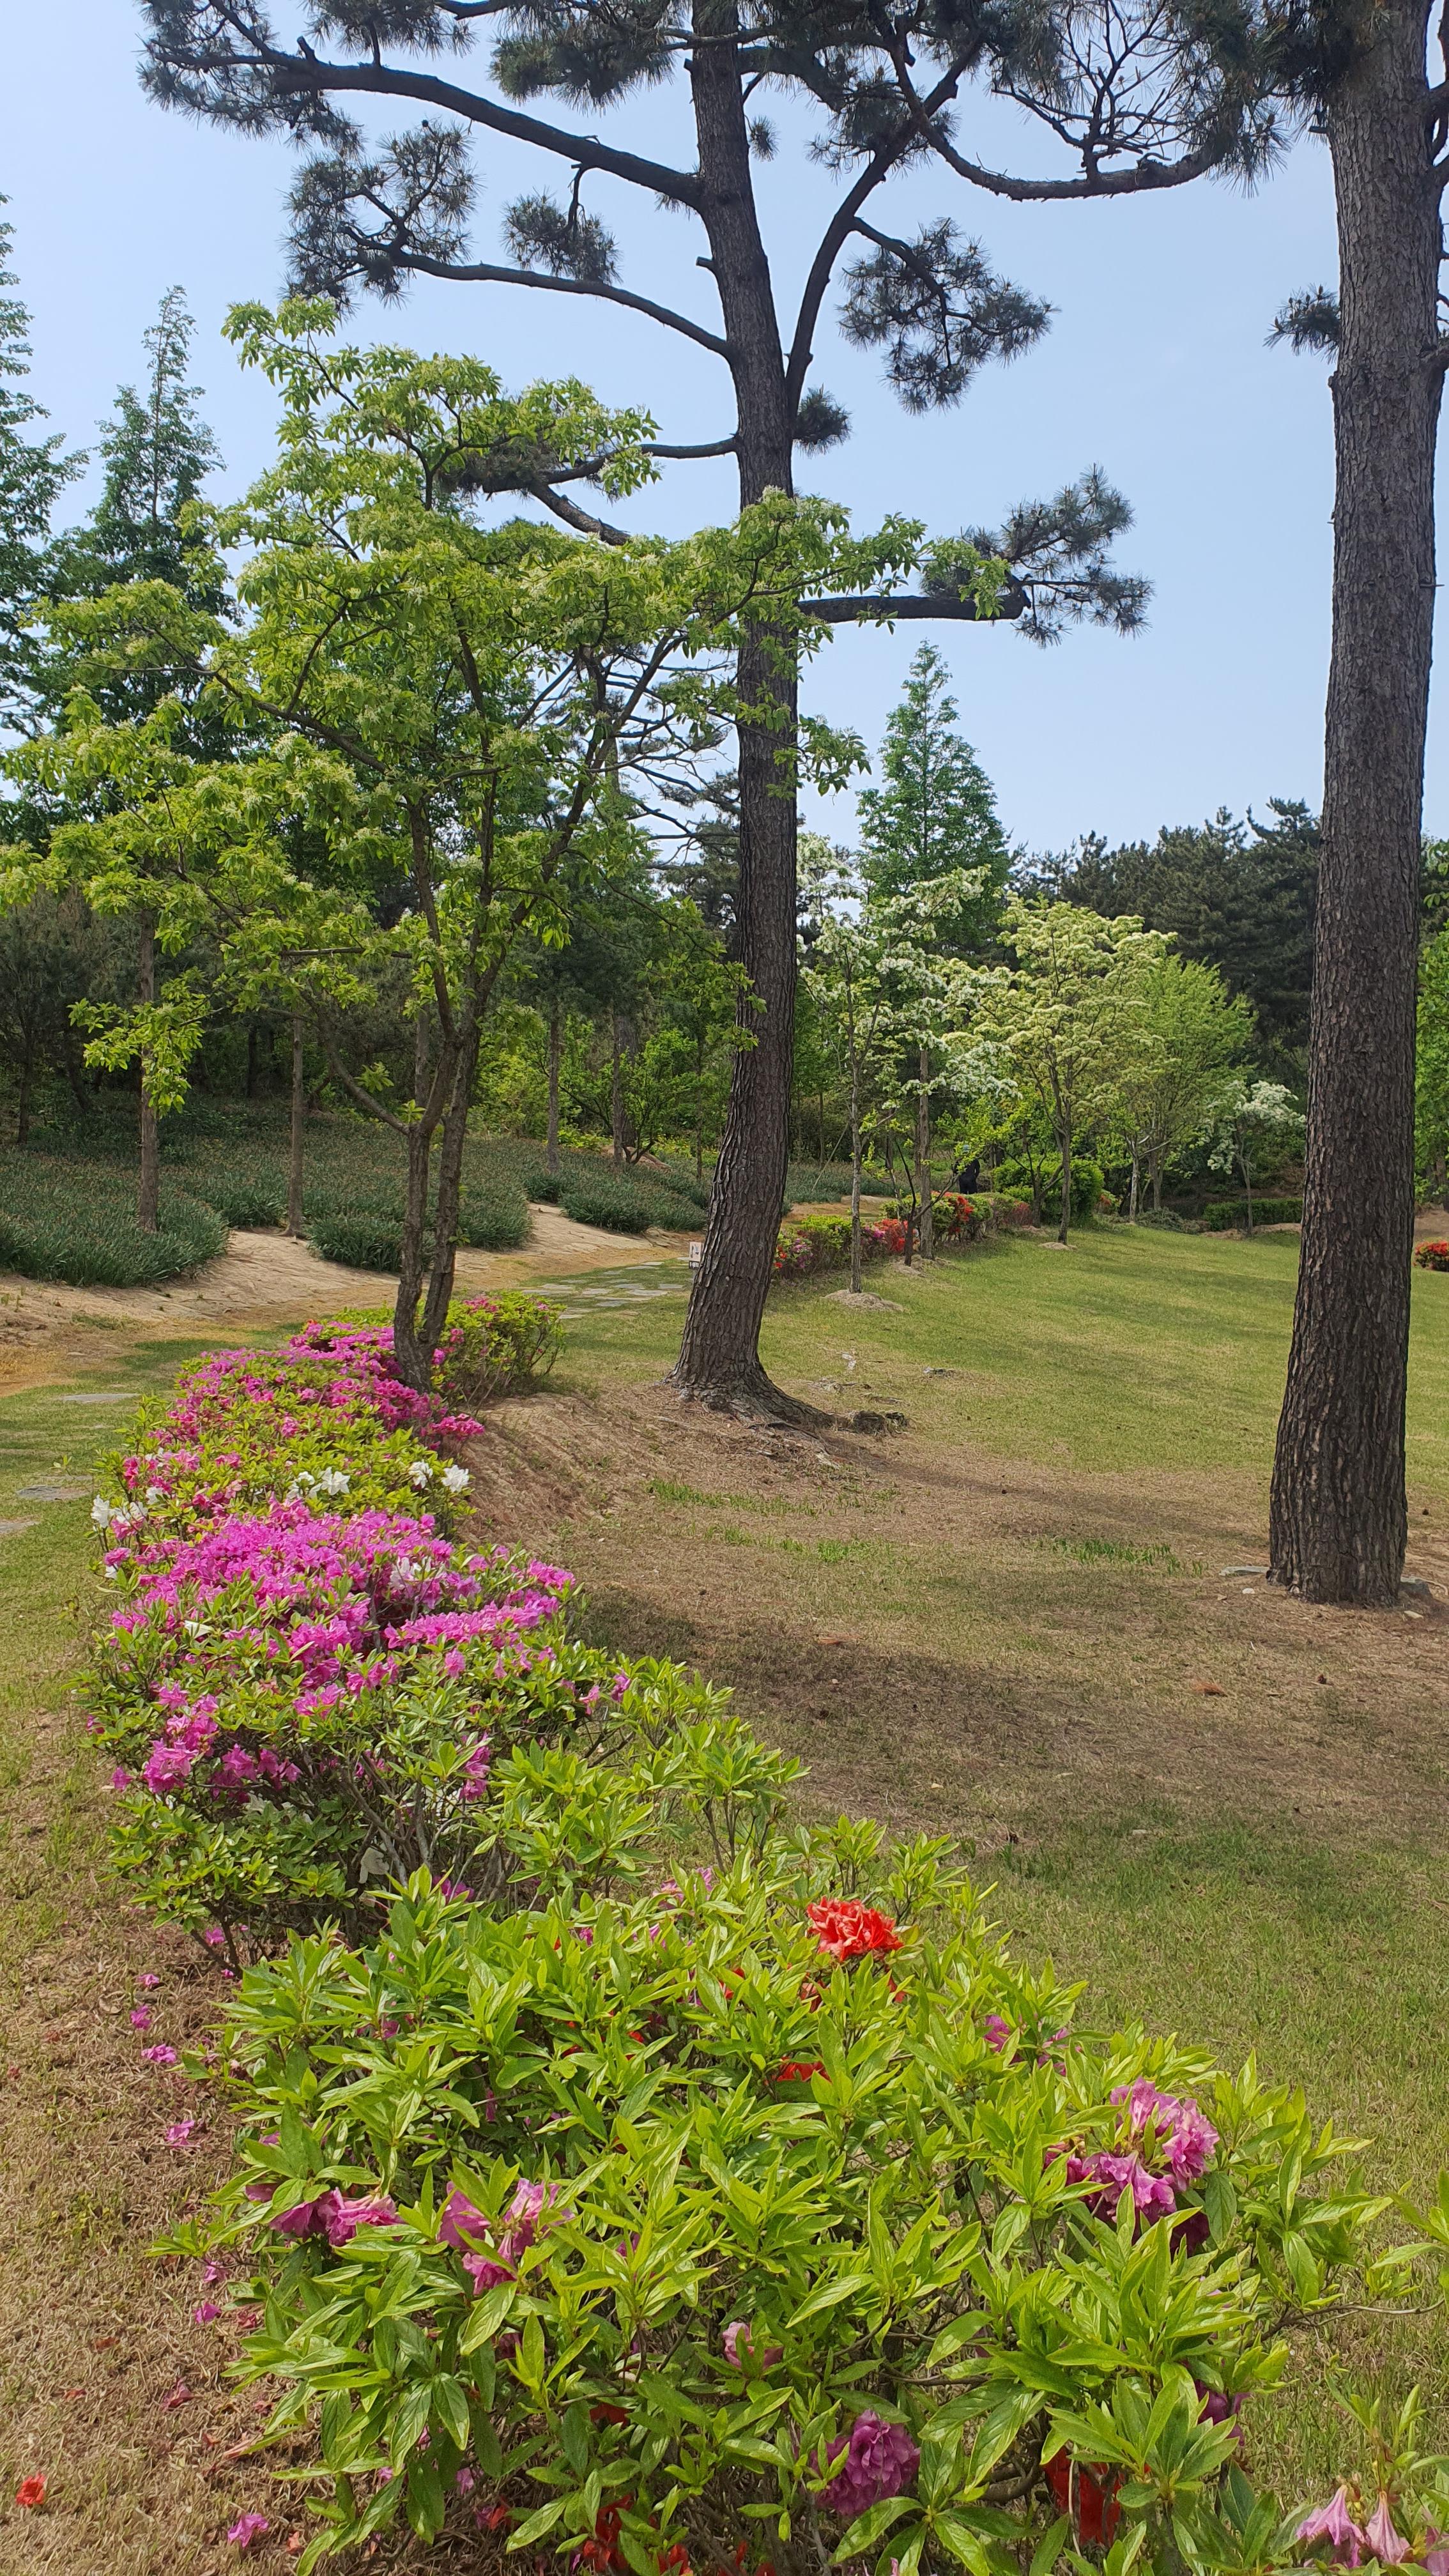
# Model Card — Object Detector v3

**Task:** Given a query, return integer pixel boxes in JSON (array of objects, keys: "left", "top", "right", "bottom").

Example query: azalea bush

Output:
[
  {"left": 433, "top": 1292, "right": 565, "bottom": 1409},
  {"left": 165, "top": 1851, "right": 1449, "bottom": 2576},
  {"left": 772, "top": 1213, "right": 902, "bottom": 1282},
  {"left": 1413, "top": 1239, "right": 1449, "bottom": 1272}
]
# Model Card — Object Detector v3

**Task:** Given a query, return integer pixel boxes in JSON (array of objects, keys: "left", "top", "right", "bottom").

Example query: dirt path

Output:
[{"left": 0, "top": 1206, "right": 698, "bottom": 1396}]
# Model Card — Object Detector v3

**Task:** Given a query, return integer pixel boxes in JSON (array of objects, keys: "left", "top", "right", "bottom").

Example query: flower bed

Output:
[
  {"left": 87, "top": 1317, "right": 1449, "bottom": 2572},
  {"left": 1413, "top": 1239, "right": 1449, "bottom": 1271}
]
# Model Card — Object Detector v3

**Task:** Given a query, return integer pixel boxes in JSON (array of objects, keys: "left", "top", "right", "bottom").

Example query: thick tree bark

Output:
[
  {"left": 546, "top": 998, "right": 562, "bottom": 1176},
  {"left": 287, "top": 1013, "right": 307, "bottom": 1237},
  {"left": 670, "top": 4, "right": 822, "bottom": 1420},
  {"left": 137, "top": 912, "right": 159, "bottom": 1234},
  {"left": 1269, "top": 0, "right": 1440, "bottom": 1605}
]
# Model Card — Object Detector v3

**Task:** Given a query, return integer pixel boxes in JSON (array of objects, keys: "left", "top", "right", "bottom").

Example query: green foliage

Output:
[
  {"left": 169, "top": 1851, "right": 1432, "bottom": 2576},
  {"left": 995, "top": 1156, "right": 1107, "bottom": 1224},
  {"left": 433, "top": 1292, "right": 564, "bottom": 1409},
  {"left": 1202, "top": 1198, "right": 1302, "bottom": 1230},
  {"left": 0, "top": 1150, "right": 224, "bottom": 1285},
  {"left": 306, "top": 1209, "right": 406, "bottom": 1272},
  {"left": 557, "top": 1169, "right": 701, "bottom": 1236},
  {"left": 858, "top": 643, "right": 1009, "bottom": 949},
  {"left": 0, "top": 205, "right": 81, "bottom": 732}
]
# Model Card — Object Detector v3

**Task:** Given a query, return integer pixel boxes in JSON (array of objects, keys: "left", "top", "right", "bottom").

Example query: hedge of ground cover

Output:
[
  {"left": 0, "top": 1151, "right": 227, "bottom": 1287},
  {"left": 79, "top": 1310, "right": 1449, "bottom": 2571}
]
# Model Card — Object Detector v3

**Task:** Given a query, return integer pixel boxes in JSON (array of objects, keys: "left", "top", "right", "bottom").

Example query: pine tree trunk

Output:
[
  {"left": 137, "top": 912, "right": 159, "bottom": 1234},
  {"left": 670, "top": 5, "right": 820, "bottom": 1421},
  {"left": 1269, "top": 0, "right": 1439, "bottom": 1606},
  {"left": 287, "top": 1014, "right": 307, "bottom": 1237},
  {"left": 915, "top": 1045, "right": 935, "bottom": 1260},
  {"left": 546, "top": 999, "right": 562, "bottom": 1176}
]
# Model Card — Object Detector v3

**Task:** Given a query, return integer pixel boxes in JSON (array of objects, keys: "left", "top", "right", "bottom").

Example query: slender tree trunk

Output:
[
  {"left": 15, "top": 1039, "right": 34, "bottom": 1148},
  {"left": 849, "top": 1043, "right": 863, "bottom": 1296},
  {"left": 670, "top": 6, "right": 818, "bottom": 1420},
  {"left": 137, "top": 911, "right": 159, "bottom": 1234},
  {"left": 245, "top": 1020, "right": 259, "bottom": 1100},
  {"left": 61, "top": 1018, "right": 90, "bottom": 1117},
  {"left": 420, "top": 1013, "right": 481, "bottom": 1361},
  {"left": 1242, "top": 1146, "right": 1255, "bottom": 1236},
  {"left": 1269, "top": 0, "right": 1439, "bottom": 1606},
  {"left": 546, "top": 999, "right": 562, "bottom": 1176},
  {"left": 1057, "top": 1128, "right": 1071, "bottom": 1246},
  {"left": 287, "top": 1013, "right": 307, "bottom": 1237},
  {"left": 915, "top": 1045, "right": 935, "bottom": 1260},
  {"left": 1149, "top": 1146, "right": 1162, "bottom": 1213},
  {"left": 1128, "top": 1147, "right": 1140, "bottom": 1223},
  {"left": 610, "top": 1015, "right": 626, "bottom": 1166}
]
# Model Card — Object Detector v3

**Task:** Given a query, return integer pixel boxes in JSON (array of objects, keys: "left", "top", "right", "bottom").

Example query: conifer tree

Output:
[
  {"left": 133, "top": 0, "right": 1275, "bottom": 1416},
  {"left": 0, "top": 205, "right": 80, "bottom": 737},
  {"left": 859, "top": 643, "right": 1008, "bottom": 937}
]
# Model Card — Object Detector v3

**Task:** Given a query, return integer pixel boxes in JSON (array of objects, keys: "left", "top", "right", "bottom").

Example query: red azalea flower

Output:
[
  {"left": 806, "top": 1898, "right": 902, "bottom": 1963},
  {"left": 15, "top": 2475, "right": 46, "bottom": 2509},
  {"left": 776, "top": 2059, "right": 826, "bottom": 2082}
]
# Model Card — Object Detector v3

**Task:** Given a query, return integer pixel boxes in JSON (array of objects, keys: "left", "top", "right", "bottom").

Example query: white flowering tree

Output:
[{"left": 1204, "top": 1077, "right": 1305, "bottom": 1232}]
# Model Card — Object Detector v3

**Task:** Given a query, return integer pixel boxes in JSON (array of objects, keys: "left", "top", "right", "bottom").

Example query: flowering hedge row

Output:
[
  {"left": 88, "top": 1318, "right": 1449, "bottom": 2573},
  {"left": 1413, "top": 1240, "right": 1449, "bottom": 1272},
  {"left": 772, "top": 1195, "right": 1029, "bottom": 1283}
]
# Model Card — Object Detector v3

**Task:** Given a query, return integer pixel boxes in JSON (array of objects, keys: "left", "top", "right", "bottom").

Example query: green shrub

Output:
[
  {"left": 457, "top": 1186, "right": 530, "bottom": 1251},
  {"left": 307, "top": 1211, "right": 404, "bottom": 1271},
  {"left": 521, "top": 1165, "right": 563, "bottom": 1203},
  {"left": 187, "top": 1160, "right": 288, "bottom": 1229},
  {"left": 0, "top": 1155, "right": 226, "bottom": 1285},
  {"left": 434, "top": 1290, "right": 564, "bottom": 1407},
  {"left": 992, "top": 1157, "right": 1106, "bottom": 1223},
  {"left": 1135, "top": 1208, "right": 1186, "bottom": 1231},
  {"left": 557, "top": 1173, "right": 655, "bottom": 1234},
  {"left": 1201, "top": 1197, "right": 1303, "bottom": 1230}
]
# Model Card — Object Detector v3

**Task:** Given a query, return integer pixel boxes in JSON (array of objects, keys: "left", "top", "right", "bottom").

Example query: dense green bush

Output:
[
  {"left": 0, "top": 1153, "right": 227, "bottom": 1285},
  {"left": 306, "top": 1209, "right": 404, "bottom": 1272},
  {"left": 558, "top": 1172, "right": 655, "bottom": 1234},
  {"left": 457, "top": 1186, "right": 531, "bottom": 1251},
  {"left": 993, "top": 1158, "right": 1106, "bottom": 1224},
  {"left": 785, "top": 1159, "right": 891, "bottom": 1208},
  {"left": 182, "top": 1156, "right": 289, "bottom": 1229},
  {"left": 434, "top": 1291, "right": 565, "bottom": 1407},
  {"left": 1202, "top": 1197, "right": 1303, "bottom": 1230}
]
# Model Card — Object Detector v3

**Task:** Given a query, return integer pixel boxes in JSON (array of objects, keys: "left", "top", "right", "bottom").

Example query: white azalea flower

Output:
[
  {"left": 314, "top": 1468, "right": 351, "bottom": 1499},
  {"left": 441, "top": 1464, "right": 471, "bottom": 1496},
  {"left": 408, "top": 1459, "right": 434, "bottom": 1488},
  {"left": 91, "top": 1496, "right": 115, "bottom": 1529}
]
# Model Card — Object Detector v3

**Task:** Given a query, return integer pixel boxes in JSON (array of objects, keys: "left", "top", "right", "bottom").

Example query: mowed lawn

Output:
[{"left": 0, "top": 1225, "right": 1443, "bottom": 2546}]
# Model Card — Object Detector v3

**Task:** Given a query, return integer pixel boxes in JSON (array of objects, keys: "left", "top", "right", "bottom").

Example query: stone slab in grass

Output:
[{"left": 17, "top": 1480, "right": 91, "bottom": 1501}]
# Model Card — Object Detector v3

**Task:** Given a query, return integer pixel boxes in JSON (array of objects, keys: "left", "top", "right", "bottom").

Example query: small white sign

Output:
[{"left": 688, "top": 1241, "right": 704, "bottom": 1270}]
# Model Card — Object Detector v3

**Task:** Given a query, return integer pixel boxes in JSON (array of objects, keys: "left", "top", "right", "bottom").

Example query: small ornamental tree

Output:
[
  {"left": 802, "top": 841, "right": 985, "bottom": 1288},
  {"left": 1204, "top": 1077, "right": 1305, "bottom": 1233},
  {"left": 975, "top": 901, "right": 1168, "bottom": 1244}
]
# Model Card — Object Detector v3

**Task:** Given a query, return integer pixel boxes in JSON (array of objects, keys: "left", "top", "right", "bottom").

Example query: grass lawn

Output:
[{"left": 0, "top": 1221, "right": 1444, "bottom": 2558}]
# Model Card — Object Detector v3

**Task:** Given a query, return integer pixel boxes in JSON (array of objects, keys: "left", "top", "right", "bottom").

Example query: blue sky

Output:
[{"left": 6, "top": 3, "right": 1437, "bottom": 854}]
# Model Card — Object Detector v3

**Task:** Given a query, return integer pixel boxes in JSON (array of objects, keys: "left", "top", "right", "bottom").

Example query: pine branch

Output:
[{"left": 387, "top": 250, "right": 730, "bottom": 356}]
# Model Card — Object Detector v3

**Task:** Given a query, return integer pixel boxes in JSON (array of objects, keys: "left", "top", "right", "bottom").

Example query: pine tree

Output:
[
  {"left": 134, "top": 0, "right": 1275, "bottom": 1418},
  {"left": 0, "top": 204, "right": 80, "bottom": 735}
]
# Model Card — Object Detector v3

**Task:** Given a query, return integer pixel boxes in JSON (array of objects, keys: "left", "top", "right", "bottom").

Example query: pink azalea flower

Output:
[
  {"left": 130, "top": 2007, "right": 152, "bottom": 2030},
  {"left": 227, "top": 2513, "right": 271, "bottom": 2550},
  {"left": 141, "top": 2045, "right": 179, "bottom": 2067},
  {"left": 1297, "top": 2487, "right": 1367, "bottom": 2564},
  {"left": 1362, "top": 2500, "right": 1412, "bottom": 2566},
  {"left": 138, "top": 1974, "right": 161, "bottom": 1989},
  {"left": 723, "top": 2322, "right": 783, "bottom": 2370},
  {"left": 819, "top": 2412, "right": 919, "bottom": 2515},
  {"left": 192, "top": 2301, "right": 222, "bottom": 2324},
  {"left": 164, "top": 2118, "right": 199, "bottom": 2147}
]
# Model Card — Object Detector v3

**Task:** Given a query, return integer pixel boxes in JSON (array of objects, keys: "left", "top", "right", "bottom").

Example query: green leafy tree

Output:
[
  {"left": 1034, "top": 802, "right": 1318, "bottom": 1066},
  {"left": 48, "top": 288, "right": 222, "bottom": 618},
  {"left": 1105, "top": 953, "right": 1252, "bottom": 1216},
  {"left": 27, "top": 301, "right": 896, "bottom": 1376},
  {"left": 975, "top": 900, "right": 1169, "bottom": 1243},
  {"left": 1415, "top": 925, "right": 1449, "bottom": 1204},
  {"left": 0, "top": 205, "right": 80, "bottom": 736}
]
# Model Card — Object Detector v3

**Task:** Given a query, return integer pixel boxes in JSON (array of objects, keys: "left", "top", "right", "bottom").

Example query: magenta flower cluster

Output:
[
  {"left": 438, "top": 2178, "right": 570, "bottom": 2290},
  {"left": 92, "top": 1328, "right": 575, "bottom": 1848},
  {"left": 818, "top": 2411, "right": 920, "bottom": 2515},
  {"left": 1056, "top": 2076, "right": 1220, "bottom": 2228},
  {"left": 1298, "top": 2487, "right": 1449, "bottom": 2573}
]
